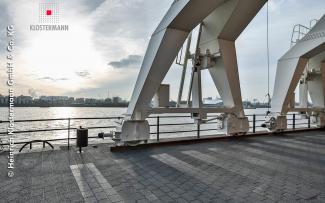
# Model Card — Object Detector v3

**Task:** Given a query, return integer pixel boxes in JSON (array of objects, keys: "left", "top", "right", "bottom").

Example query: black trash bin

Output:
[{"left": 76, "top": 126, "right": 88, "bottom": 153}]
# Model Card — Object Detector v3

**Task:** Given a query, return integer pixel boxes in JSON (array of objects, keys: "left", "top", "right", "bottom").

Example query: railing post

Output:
[
  {"left": 308, "top": 116, "right": 311, "bottom": 129},
  {"left": 253, "top": 114, "right": 256, "bottom": 134},
  {"left": 293, "top": 114, "right": 296, "bottom": 129},
  {"left": 197, "top": 123, "right": 200, "bottom": 138},
  {"left": 157, "top": 116, "right": 160, "bottom": 142},
  {"left": 68, "top": 118, "right": 71, "bottom": 150}
]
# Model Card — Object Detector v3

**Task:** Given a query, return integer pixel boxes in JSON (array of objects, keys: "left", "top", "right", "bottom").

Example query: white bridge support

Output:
[
  {"left": 267, "top": 15, "right": 325, "bottom": 131},
  {"left": 115, "top": 0, "right": 267, "bottom": 145}
]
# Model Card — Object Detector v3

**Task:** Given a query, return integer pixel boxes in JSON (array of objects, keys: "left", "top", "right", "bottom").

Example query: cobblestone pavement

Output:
[{"left": 1, "top": 131, "right": 325, "bottom": 202}]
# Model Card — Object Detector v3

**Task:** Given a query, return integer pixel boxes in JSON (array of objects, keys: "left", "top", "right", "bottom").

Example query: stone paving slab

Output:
[{"left": 1, "top": 130, "right": 325, "bottom": 202}]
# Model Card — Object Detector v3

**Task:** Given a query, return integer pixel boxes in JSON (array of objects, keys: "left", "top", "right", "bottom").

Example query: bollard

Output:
[
  {"left": 157, "top": 116, "right": 160, "bottom": 142},
  {"left": 253, "top": 114, "right": 256, "bottom": 133},
  {"left": 197, "top": 124, "right": 200, "bottom": 138},
  {"left": 68, "top": 118, "right": 71, "bottom": 150},
  {"left": 76, "top": 126, "right": 88, "bottom": 153}
]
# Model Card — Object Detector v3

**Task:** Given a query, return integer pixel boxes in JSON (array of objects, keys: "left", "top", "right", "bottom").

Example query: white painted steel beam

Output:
[
  {"left": 127, "top": 0, "right": 267, "bottom": 120},
  {"left": 127, "top": 0, "right": 229, "bottom": 120},
  {"left": 272, "top": 15, "right": 325, "bottom": 115},
  {"left": 265, "top": 15, "right": 325, "bottom": 131},
  {"left": 118, "top": 0, "right": 266, "bottom": 144},
  {"left": 149, "top": 107, "right": 235, "bottom": 114}
]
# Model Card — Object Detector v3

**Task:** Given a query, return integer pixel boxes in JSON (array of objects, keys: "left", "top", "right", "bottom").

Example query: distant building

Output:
[
  {"left": 85, "top": 98, "right": 97, "bottom": 104},
  {"left": 17, "top": 95, "right": 33, "bottom": 105},
  {"left": 169, "top": 100, "right": 177, "bottom": 107},
  {"left": 203, "top": 97, "right": 223, "bottom": 105},
  {"left": 68, "top": 97, "right": 75, "bottom": 103},
  {"left": 0, "top": 95, "right": 4, "bottom": 104},
  {"left": 39, "top": 96, "right": 50, "bottom": 102},
  {"left": 97, "top": 99, "right": 105, "bottom": 104},
  {"left": 75, "top": 98, "right": 85, "bottom": 104},
  {"left": 105, "top": 98, "right": 112, "bottom": 104},
  {"left": 39, "top": 96, "right": 70, "bottom": 105},
  {"left": 4, "top": 96, "right": 9, "bottom": 104},
  {"left": 33, "top": 98, "right": 40, "bottom": 103},
  {"left": 0, "top": 94, "right": 129, "bottom": 107},
  {"left": 40, "top": 96, "right": 69, "bottom": 101},
  {"left": 112, "top": 97, "right": 122, "bottom": 104}
]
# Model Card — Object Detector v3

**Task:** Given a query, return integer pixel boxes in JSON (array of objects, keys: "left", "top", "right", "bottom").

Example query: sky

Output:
[{"left": 0, "top": 0, "right": 324, "bottom": 102}]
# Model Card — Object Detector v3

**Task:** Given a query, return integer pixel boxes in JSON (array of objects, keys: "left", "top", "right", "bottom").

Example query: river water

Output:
[{"left": 0, "top": 107, "right": 301, "bottom": 148}]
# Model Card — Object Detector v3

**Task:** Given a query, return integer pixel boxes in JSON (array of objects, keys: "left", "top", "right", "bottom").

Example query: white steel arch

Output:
[
  {"left": 266, "top": 15, "right": 325, "bottom": 131},
  {"left": 113, "top": 0, "right": 267, "bottom": 145}
]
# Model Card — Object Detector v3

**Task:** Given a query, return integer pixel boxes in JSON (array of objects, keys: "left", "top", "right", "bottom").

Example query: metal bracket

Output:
[
  {"left": 0, "top": 138, "right": 4, "bottom": 152},
  {"left": 19, "top": 140, "right": 54, "bottom": 152}
]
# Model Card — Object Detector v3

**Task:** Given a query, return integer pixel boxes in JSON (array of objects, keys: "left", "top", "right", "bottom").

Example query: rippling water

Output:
[
  {"left": 0, "top": 107, "right": 126, "bottom": 144},
  {"left": 0, "top": 107, "right": 302, "bottom": 148}
]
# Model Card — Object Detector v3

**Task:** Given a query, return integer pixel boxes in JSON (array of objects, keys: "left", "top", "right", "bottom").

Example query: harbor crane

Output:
[
  {"left": 105, "top": 0, "right": 325, "bottom": 145},
  {"left": 105, "top": 0, "right": 268, "bottom": 145},
  {"left": 265, "top": 15, "right": 325, "bottom": 131}
]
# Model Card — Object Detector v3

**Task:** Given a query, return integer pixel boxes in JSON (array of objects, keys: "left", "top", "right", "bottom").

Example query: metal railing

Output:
[
  {"left": 290, "top": 19, "right": 319, "bottom": 47},
  {"left": 291, "top": 24, "right": 310, "bottom": 47},
  {"left": 0, "top": 116, "right": 123, "bottom": 148},
  {"left": 0, "top": 113, "right": 314, "bottom": 151}
]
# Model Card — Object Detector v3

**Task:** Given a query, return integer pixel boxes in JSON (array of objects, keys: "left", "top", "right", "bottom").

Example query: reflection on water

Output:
[
  {"left": 0, "top": 107, "right": 126, "bottom": 120},
  {"left": 0, "top": 107, "right": 127, "bottom": 146},
  {"left": 49, "top": 107, "right": 77, "bottom": 119}
]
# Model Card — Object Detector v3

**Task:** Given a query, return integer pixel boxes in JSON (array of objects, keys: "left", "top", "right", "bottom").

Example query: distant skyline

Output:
[
  {"left": 0, "top": 93, "right": 269, "bottom": 104},
  {"left": 1, "top": 0, "right": 325, "bottom": 102},
  {"left": 0, "top": 93, "right": 128, "bottom": 100}
]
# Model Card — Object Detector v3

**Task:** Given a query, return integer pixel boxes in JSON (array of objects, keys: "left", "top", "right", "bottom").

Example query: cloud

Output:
[
  {"left": 0, "top": 0, "right": 171, "bottom": 98},
  {"left": 75, "top": 70, "right": 91, "bottom": 78},
  {"left": 38, "top": 76, "right": 69, "bottom": 82},
  {"left": 0, "top": 0, "right": 11, "bottom": 54},
  {"left": 1, "top": 0, "right": 325, "bottom": 102},
  {"left": 108, "top": 55, "right": 143, "bottom": 69},
  {"left": 91, "top": 0, "right": 172, "bottom": 59},
  {"left": 66, "top": 68, "right": 140, "bottom": 99},
  {"left": 62, "top": 0, "right": 106, "bottom": 14},
  {"left": 77, "top": 0, "right": 106, "bottom": 13},
  {"left": 28, "top": 88, "right": 38, "bottom": 98}
]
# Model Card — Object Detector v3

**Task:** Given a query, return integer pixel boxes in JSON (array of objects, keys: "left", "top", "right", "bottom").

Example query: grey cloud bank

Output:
[
  {"left": 108, "top": 55, "right": 143, "bottom": 69},
  {"left": 76, "top": 70, "right": 91, "bottom": 78},
  {"left": 0, "top": 0, "right": 325, "bottom": 102},
  {"left": 38, "top": 77, "right": 69, "bottom": 82}
]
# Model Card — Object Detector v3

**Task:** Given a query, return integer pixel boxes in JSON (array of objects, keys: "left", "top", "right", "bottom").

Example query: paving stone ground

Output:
[{"left": 1, "top": 130, "right": 325, "bottom": 202}]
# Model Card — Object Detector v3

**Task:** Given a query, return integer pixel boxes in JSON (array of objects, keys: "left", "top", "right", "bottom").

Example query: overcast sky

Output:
[{"left": 0, "top": 0, "right": 324, "bottom": 102}]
